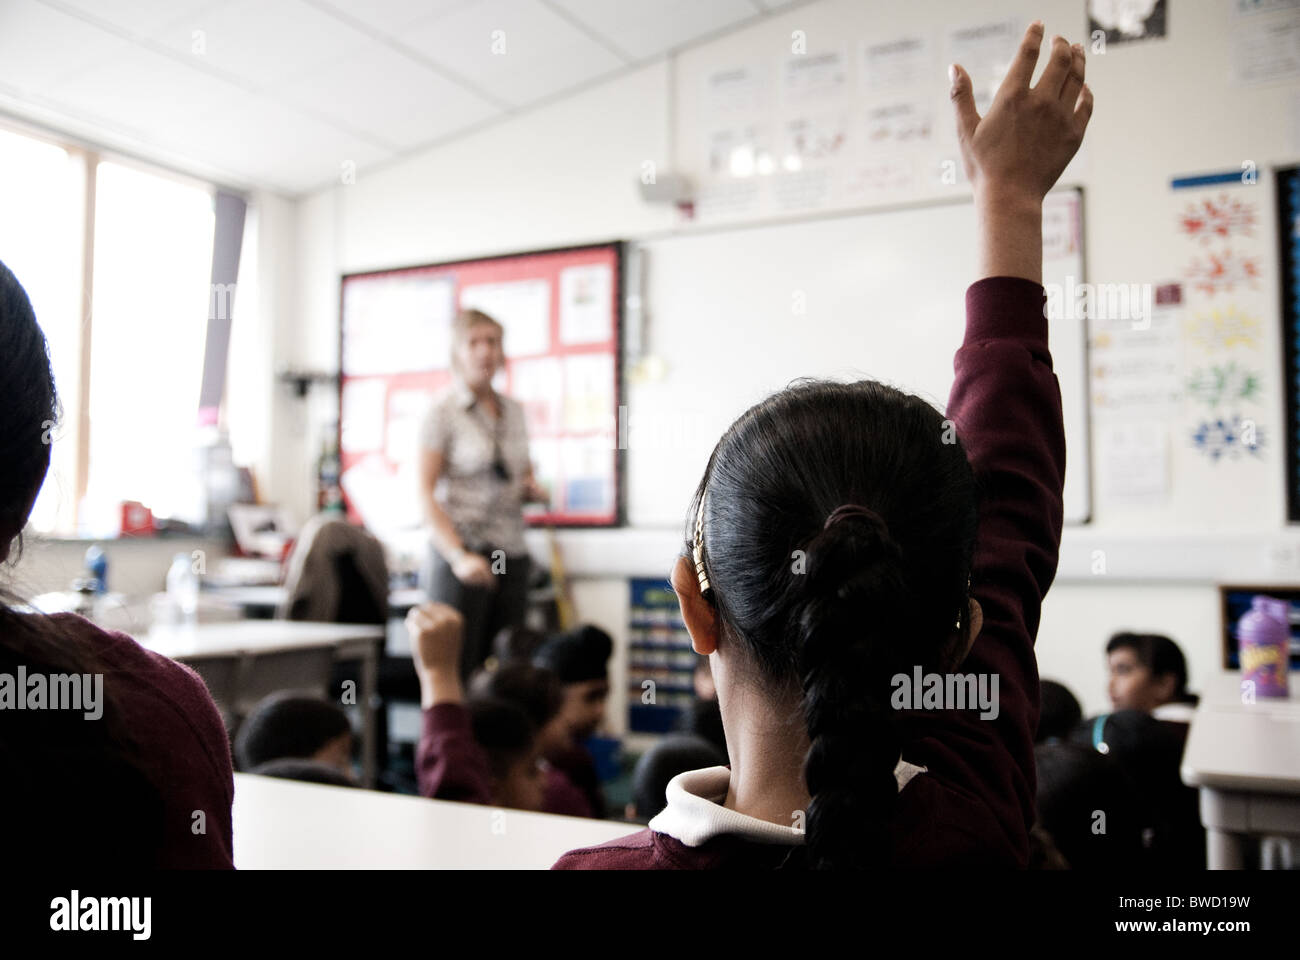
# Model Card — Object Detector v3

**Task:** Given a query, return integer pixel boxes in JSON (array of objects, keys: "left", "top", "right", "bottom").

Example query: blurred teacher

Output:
[{"left": 419, "top": 308, "right": 544, "bottom": 679}]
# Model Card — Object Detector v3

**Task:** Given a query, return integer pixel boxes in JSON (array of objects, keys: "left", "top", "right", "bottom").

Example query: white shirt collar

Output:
[
  {"left": 648, "top": 759, "right": 928, "bottom": 848},
  {"left": 1152, "top": 701, "right": 1196, "bottom": 723}
]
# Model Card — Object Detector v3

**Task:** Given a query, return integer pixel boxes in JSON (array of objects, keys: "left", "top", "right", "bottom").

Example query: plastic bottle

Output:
[
  {"left": 166, "top": 553, "right": 200, "bottom": 626},
  {"left": 84, "top": 544, "right": 107, "bottom": 594},
  {"left": 1239, "top": 595, "right": 1291, "bottom": 698}
]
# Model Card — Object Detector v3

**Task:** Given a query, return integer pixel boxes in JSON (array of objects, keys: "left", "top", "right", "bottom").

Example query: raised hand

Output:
[
  {"left": 407, "top": 602, "right": 466, "bottom": 706},
  {"left": 951, "top": 22, "right": 1094, "bottom": 205}
]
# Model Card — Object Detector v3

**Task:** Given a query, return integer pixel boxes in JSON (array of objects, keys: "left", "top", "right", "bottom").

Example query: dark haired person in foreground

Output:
[
  {"left": 0, "top": 260, "right": 234, "bottom": 868},
  {"left": 554, "top": 21, "right": 1094, "bottom": 869}
]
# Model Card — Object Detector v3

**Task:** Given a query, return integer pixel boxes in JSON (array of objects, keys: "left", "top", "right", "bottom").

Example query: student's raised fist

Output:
[
  {"left": 407, "top": 602, "right": 465, "bottom": 676},
  {"left": 950, "top": 22, "right": 1093, "bottom": 203}
]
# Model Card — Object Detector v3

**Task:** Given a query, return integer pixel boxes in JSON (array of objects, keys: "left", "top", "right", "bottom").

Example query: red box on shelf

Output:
[{"left": 119, "top": 501, "right": 154, "bottom": 537}]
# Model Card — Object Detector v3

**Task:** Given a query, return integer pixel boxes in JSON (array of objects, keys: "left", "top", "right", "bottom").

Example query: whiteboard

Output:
[{"left": 629, "top": 189, "right": 1090, "bottom": 527}]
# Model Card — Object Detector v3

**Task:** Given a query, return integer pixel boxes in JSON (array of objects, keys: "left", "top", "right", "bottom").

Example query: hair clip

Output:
[
  {"left": 954, "top": 574, "right": 971, "bottom": 630},
  {"left": 693, "top": 493, "right": 711, "bottom": 595}
]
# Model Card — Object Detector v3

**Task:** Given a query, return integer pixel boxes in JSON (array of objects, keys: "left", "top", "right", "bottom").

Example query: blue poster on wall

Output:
[{"left": 626, "top": 578, "right": 698, "bottom": 733}]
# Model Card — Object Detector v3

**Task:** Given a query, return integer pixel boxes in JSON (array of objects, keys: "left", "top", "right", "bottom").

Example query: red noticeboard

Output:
[{"left": 338, "top": 243, "right": 623, "bottom": 533}]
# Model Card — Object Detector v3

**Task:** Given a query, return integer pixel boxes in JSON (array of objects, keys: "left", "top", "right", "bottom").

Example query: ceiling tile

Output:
[
  {"left": 0, "top": 0, "right": 134, "bottom": 93},
  {"left": 400, "top": 0, "right": 624, "bottom": 108},
  {"left": 49, "top": 0, "right": 223, "bottom": 37},
  {"left": 549, "top": 0, "right": 757, "bottom": 62},
  {"left": 280, "top": 36, "right": 500, "bottom": 149},
  {"left": 308, "top": 0, "right": 481, "bottom": 38},
  {"left": 39, "top": 45, "right": 259, "bottom": 141},
  {"left": 151, "top": 90, "right": 391, "bottom": 193},
  {"left": 150, "top": 0, "right": 370, "bottom": 88}
]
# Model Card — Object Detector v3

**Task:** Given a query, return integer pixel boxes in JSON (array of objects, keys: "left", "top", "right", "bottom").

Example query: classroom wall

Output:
[{"left": 279, "top": 0, "right": 1300, "bottom": 726}]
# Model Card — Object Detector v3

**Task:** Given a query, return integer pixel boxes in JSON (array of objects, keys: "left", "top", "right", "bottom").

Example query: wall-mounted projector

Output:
[{"left": 637, "top": 172, "right": 694, "bottom": 205}]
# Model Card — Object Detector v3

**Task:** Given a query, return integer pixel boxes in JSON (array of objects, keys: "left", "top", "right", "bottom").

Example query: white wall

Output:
[{"left": 284, "top": 0, "right": 1300, "bottom": 730}]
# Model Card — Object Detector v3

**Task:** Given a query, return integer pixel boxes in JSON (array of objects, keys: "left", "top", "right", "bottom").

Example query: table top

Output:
[
  {"left": 206, "top": 585, "right": 428, "bottom": 612},
  {"left": 144, "top": 620, "right": 385, "bottom": 660},
  {"left": 1197, "top": 671, "right": 1300, "bottom": 716},
  {"left": 232, "top": 773, "right": 642, "bottom": 869},
  {"left": 1182, "top": 673, "right": 1300, "bottom": 794}
]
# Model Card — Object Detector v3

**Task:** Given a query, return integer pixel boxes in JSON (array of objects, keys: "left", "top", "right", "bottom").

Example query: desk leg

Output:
[
  {"left": 1206, "top": 828, "right": 1247, "bottom": 869},
  {"left": 361, "top": 642, "right": 379, "bottom": 790},
  {"left": 1200, "top": 789, "right": 1249, "bottom": 870}
]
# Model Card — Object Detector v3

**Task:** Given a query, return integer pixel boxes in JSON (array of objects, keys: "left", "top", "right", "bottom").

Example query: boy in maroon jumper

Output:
[{"left": 554, "top": 21, "right": 1093, "bottom": 870}]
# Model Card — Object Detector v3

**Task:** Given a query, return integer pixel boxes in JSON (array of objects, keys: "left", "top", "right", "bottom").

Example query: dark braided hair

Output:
[{"left": 689, "top": 380, "right": 978, "bottom": 869}]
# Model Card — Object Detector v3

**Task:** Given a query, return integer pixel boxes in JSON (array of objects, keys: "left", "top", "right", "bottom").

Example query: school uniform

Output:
[
  {"left": 553, "top": 276, "right": 1064, "bottom": 869},
  {"left": 415, "top": 702, "right": 601, "bottom": 818},
  {"left": 416, "top": 702, "right": 493, "bottom": 804},
  {"left": 16, "top": 614, "right": 236, "bottom": 868},
  {"left": 1151, "top": 701, "right": 1197, "bottom": 724}
]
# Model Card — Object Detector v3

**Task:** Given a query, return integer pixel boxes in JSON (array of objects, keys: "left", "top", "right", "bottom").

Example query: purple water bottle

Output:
[{"left": 1239, "top": 596, "right": 1291, "bottom": 698}]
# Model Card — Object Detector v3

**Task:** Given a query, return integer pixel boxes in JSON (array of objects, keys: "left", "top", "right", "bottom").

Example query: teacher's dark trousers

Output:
[{"left": 423, "top": 546, "right": 532, "bottom": 681}]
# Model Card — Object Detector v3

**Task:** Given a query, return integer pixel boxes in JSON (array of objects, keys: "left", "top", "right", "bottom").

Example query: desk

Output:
[
  {"left": 232, "top": 773, "right": 641, "bottom": 868},
  {"left": 206, "top": 585, "right": 429, "bottom": 619},
  {"left": 1180, "top": 672, "right": 1300, "bottom": 868},
  {"left": 145, "top": 621, "right": 386, "bottom": 788}
]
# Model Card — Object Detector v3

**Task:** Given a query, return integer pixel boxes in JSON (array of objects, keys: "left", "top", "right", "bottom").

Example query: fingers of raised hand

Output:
[
  {"left": 1060, "top": 43, "right": 1086, "bottom": 105},
  {"left": 1002, "top": 21, "right": 1046, "bottom": 95},
  {"left": 1074, "top": 81, "right": 1095, "bottom": 135},
  {"left": 1035, "top": 35, "right": 1075, "bottom": 100}
]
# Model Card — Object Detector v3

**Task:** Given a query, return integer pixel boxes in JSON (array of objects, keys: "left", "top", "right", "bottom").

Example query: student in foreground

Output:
[
  {"left": 554, "top": 21, "right": 1093, "bottom": 869},
  {"left": 0, "top": 261, "right": 235, "bottom": 868}
]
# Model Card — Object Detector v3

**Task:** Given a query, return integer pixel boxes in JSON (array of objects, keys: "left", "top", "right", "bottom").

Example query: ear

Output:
[
  {"left": 670, "top": 555, "right": 720, "bottom": 656},
  {"left": 1151, "top": 671, "right": 1177, "bottom": 704},
  {"left": 938, "top": 597, "right": 983, "bottom": 671}
]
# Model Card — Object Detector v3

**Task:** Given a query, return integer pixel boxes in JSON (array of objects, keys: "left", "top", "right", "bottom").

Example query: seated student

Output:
[
  {"left": 489, "top": 624, "right": 548, "bottom": 667},
  {"left": 1036, "top": 679, "right": 1083, "bottom": 743},
  {"left": 554, "top": 24, "right": 1094, "bottom": 869},
  {"left": 234, "top": 692, "right": 355, "bottom": 782},
  {"left": 470, "top": 660, "right": 593, "bottom": 816},
  {"left": 251, "top": 757, "right": 357, "bottom": 788},
  {"left": 1106, "top": 632, "right": 1198, "bottom": 722},
  {"left": 1034, "top": 741, "right": 1145, "bottom": 869},
  {"left": 627, "top": 734, "right": 728, "bottom": 824},
  {"left": 532, "top": 624, "right": 613, "bottom": 818},
  {"left": 1068, "top": 709, "right": 1205, "bottom": 869},
  {"left": 408, "top": 602, "right": 545, "bottom": 811},
  {"left": 0, "top": 260, "right": 234, "bottom": 868}
]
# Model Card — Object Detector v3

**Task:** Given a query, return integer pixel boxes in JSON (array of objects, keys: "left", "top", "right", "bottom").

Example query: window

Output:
[
  {"left": 0, "top": 128, "right": 85, "bottom": 534},
  {"left": 0, "top": 122, "right": 228, "bottom": 537},
  {"left": 83, "top": 161, "right": 215, "bottom": 533}
]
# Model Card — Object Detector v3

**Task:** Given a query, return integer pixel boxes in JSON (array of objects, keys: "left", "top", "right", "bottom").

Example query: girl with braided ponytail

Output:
[{"left": 556, "top": 21, "right": 1091, "bottom": 869}]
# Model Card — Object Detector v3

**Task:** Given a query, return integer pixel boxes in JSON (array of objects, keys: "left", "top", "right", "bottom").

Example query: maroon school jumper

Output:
[
  {"left": 416, "top": 703, "right": 599, "bottom": 817},
  {"left": 40, "top": 614, "right": 236, "bottom": 868},
  {"left": 553, "top": 276, "right": 1064, "bottom": 869}
]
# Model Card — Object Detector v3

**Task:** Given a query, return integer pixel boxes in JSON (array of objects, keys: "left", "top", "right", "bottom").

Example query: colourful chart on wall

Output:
[{"left": 339, "top": 243, "right": 623, "bottom": 535}]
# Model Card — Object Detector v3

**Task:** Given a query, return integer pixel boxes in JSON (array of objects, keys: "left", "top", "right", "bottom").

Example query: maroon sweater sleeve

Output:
[
  {"left": 898, "top": 277, "right": 1064, "bottom": 864},
  {"left": 416, "top": 702, "right": 494, "bottom": 805}
]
